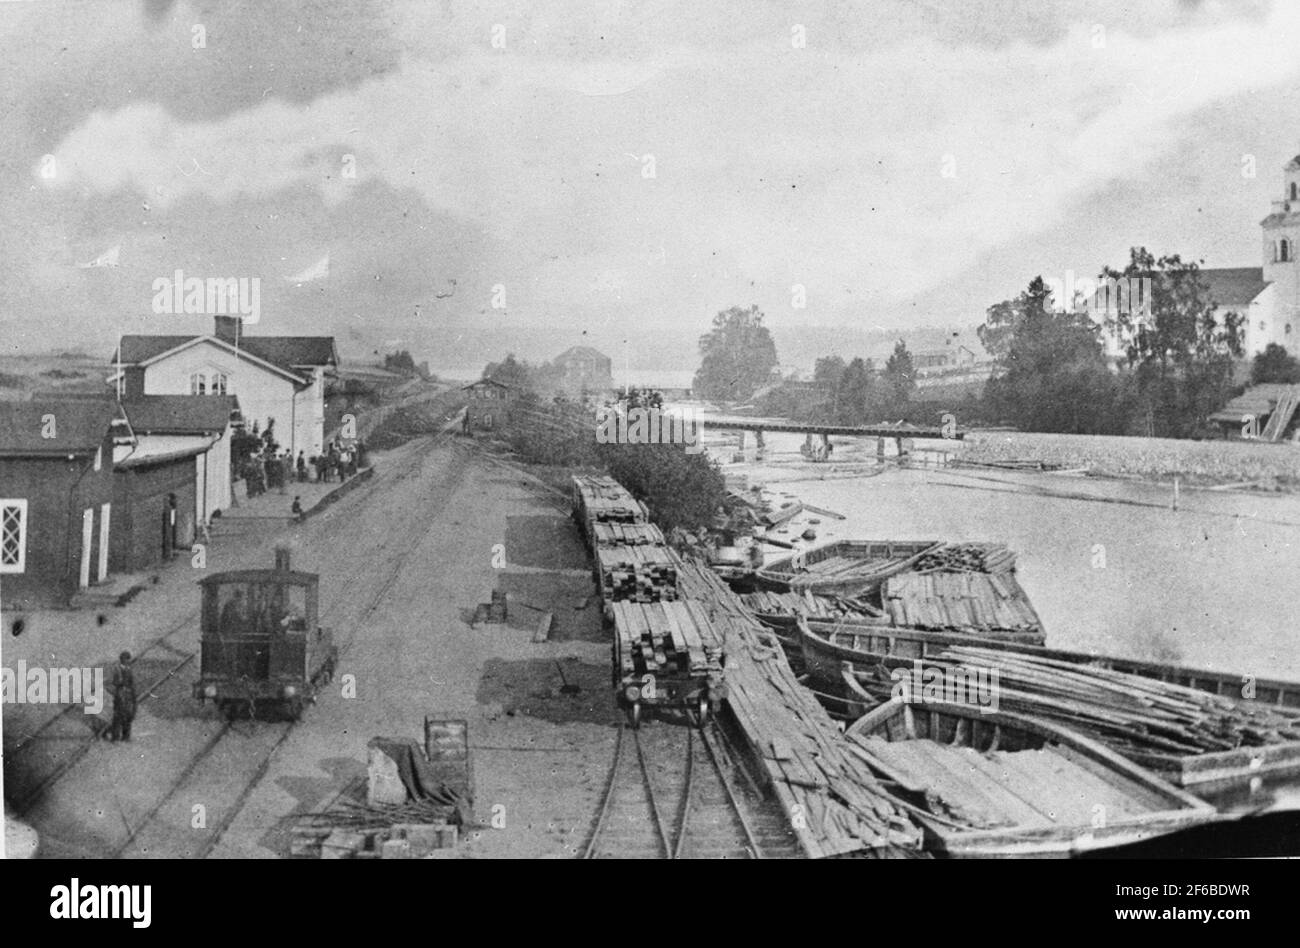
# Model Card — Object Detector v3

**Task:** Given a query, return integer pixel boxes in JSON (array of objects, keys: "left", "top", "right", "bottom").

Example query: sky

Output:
[{"left": 2, "top": 0, "right": 1300, "bottom": 369}]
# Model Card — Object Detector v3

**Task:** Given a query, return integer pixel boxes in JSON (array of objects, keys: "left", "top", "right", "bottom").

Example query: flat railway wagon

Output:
[
  {"left": 572, "top": 474, "right": 649, "bottom": 549},
  {"left": 611, "top": 600, "right": 726, "bottom": 728},
  {"left": 192, "top": 556, "right": 337, "bottom": 721}
]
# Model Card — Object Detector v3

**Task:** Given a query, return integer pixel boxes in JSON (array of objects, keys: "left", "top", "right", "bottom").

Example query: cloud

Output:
[{"left": 20, "top": 0, "right": 1300, "bottom": 340}]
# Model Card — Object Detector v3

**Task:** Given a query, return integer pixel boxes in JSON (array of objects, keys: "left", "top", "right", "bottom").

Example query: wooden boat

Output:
[
  {"left": 843, "top": 686, "right": 1219, "bottom": 857},
  {"left": 813, "top": 621, "right": 1300, "bottom": 792},
  {"left": 799, "top": 617, "right": 1046, "bottom": 684},
  {"left": 803, "top": 617, "right": 1300, "bottom": 710},
  {"left": 754, "top": 539, "right": 941, "bottom": 595}
]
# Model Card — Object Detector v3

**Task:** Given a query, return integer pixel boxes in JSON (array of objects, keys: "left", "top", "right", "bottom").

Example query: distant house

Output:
[
  {"left": 915, "top": 345, "right": 976, "bottom": 371},
  {"left": 551, "top": 346, "right": 613, "bottom": 395},
  {"left": 0, "top": 399, "right": 121, "bottom": 608},
  {"left": 462, "top": 378, "right": 515, "bottom": 432},
  {"left": 111, "top": 315, "right": 338, "bottom": 459},
  {"left": 121, "top": 395, "right": 240, "bottom": 528}
]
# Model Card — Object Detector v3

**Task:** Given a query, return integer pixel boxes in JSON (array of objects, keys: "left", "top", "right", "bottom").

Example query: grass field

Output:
[{"left": 962, "top": 429, "right": 1300, "bottom": 487}]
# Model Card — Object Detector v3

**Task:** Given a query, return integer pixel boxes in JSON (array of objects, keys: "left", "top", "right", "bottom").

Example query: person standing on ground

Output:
[
  {"left": 296, "top": 451, "right": 307, "bottom": 483},
  {"left": 292, "top": 496, "right": 303, "bottom": 521},
  {"left": 107, "top": 651, "right": 137, "bottom": 742}
]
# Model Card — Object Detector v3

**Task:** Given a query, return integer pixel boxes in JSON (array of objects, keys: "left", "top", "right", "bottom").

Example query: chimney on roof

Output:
[{"left": 214, "top": 315, "right": 242, "bottom": 343}]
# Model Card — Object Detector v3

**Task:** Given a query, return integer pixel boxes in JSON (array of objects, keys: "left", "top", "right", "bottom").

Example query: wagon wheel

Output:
[
  {"left": 696, "top": 695, "right": 710, "bottom": 728},
  {"left": 626, "top": 702, "right": 642, "bottom": 729}
]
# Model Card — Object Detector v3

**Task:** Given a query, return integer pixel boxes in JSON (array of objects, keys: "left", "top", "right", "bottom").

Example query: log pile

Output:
[
  {"left": 676, "top": 557, "right": 923, "bottom": 858},
  {"left": 882, "top": 570, "right": 1043, "bottom": 636},
  {"left": 912, "top": 542, "right": 1017, "bottom": 574},
  {"left": 611, "top": 601, "right": 723, "bottom": 680},
  {"left": 596, "top": 545, "right": 678, "bottom": 602},
  {"left": 592, "top": 522, "right": 666, "bottom": 547}
]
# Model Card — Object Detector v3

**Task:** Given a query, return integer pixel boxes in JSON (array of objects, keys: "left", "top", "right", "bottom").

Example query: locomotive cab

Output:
[{"left": 193, "top": 565, "right": 337, "bottom": 721}]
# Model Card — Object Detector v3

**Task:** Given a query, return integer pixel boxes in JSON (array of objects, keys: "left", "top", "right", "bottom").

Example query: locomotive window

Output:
[{"left": 215, "top": 582, "right": 308, "bottom": 635}]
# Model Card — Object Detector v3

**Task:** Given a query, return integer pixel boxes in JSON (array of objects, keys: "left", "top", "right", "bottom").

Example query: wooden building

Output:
[
  {"left": 0, "top": 399, "right": 122, "bottom": 609},
  {"left": 461, "top": 378, "right": 515, "bottom": 432}
]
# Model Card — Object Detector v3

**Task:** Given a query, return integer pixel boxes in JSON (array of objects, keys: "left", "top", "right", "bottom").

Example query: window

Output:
[
  {"left": 1, "top": 500, "right": 27, "bottom": 573},
  {"left": 211, "top": 373, "right": 227, "bottom": 395},
  {"left": 1291, "top": 182, "right": 1298, "bottom": 201},
  {"left": 1282, "top": 239, "right": 1293, "bottom": 263},
  {"left": 1288, "top": 324, "right": 1294, "bottom": 336},
  {"left": 190, "top": 372, "right": 207, "bottom": 395}
]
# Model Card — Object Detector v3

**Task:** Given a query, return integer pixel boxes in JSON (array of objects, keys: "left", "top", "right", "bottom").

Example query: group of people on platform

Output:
[{"left": 241, "top": 439, "right": 367, "bottom": 497}]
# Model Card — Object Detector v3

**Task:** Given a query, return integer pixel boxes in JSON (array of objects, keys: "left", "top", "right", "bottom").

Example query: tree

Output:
[
  {"left": 384, "top": 350, "right": 418, "bottom": 374},
  {"left": 837, "top": 357, "right": 875, "bottom": 425},
  {"left": 1100, "top": 248, "right": 1242, "bottom": 437},
  {"left": 693, "top": 305, "right": 779, "bottom": 402},
  {"left": 881, "top": 341, "right": 915, "bottom": 415},
  {"left": 483, "top": 353, "right": 534, "bottom": 392},
  {"left": 1251, "top": 343, "right": 1300, "bottom": 385},
  {"left": 981, "top": 276, "right": 1121, "bottom": 434}
]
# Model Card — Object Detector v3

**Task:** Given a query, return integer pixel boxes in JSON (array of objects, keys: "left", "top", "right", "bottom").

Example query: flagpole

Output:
[{"left": 116, "top": 332, "right": 123, "bottom": 399}]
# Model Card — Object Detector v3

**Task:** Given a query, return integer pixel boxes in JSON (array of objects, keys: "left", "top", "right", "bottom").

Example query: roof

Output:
[
  {"left": 1195, "top": 268, "right": 1271, "bottom": 307},
  {"left": 114, "top": 434, "right": 217, "bottom": 469},
  {"left": 553, "top": 345, "right": 611, "bottom": 364},
  {"left": 1208, "top": 383, "right": 1300, "bottom": 424},
  {"left": 0, "top": 398, "right": 118, "bottom": 457},
  {"left": 113, "top": 334, "right": 337, "bottom": 374},
  {"left": 122, "top": 395, "right": 239, "bottom": 434},
  {"left": 463, "top": 377, "right": 512, "bottom": 390}
]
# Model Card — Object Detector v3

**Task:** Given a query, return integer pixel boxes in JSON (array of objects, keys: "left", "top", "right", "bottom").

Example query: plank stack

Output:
[
  {"left": 572, "top": 474, "right": 650, "bottom": 547},
  {"left": 882, "top": 570, "right": 1042, "bottom": 635},
  {"left": 676, "top": 557, "right": 923, "bottom": 858},
  {"left": 596, "top": 545, "right": 678, "bottom": 602},
  {"left": 937, "top": 645, "right": 1300, "bottom": 757},
  {"left": 740, "top": 589, "right": 884, "bottom": 621},
  {"left": 610, "top": 600, "right": 723, "bottom": 681},
  {"left": 591, "top": 521, "right": 665, "bottom": 547}
]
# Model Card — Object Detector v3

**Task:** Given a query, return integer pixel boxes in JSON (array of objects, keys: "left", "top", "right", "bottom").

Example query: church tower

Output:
[{"left": 1261, "top": 156, "right": 1300, "bottom": 348}]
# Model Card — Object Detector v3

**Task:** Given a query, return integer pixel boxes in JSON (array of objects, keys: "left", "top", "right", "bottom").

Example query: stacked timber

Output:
[
  {"left": 938, "top": 646, "right": 1300, "bottom": 758},
  {"left": 591, "top": 522, "right": 666, "bottom": 547},
  {"left": 760, "top": 539, "right": 940, "bottom": 595},
  {"left": 610, "top": 601, "right": 723, "bottom": 680},
  {"left": 596, "top": 545, "right": 678, "bottom": 602},
  {"left": 572, "top": 475, "right": 649, "bottom": 526},
  {"left": 741, "top": 590, "right": 884, "bottom": 621},
  {"left": 912, "top": 542, "right": 1017, "bottom": 574},
  {"left": 882, "top": 570, "right": 1042, "bottom": 635},
  {"left": 676, "top": 557, "right": 923, "bottom": 858}
]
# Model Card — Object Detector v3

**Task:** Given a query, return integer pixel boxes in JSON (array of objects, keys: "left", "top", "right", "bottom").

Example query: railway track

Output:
[
  {"left": 11, "top": 428, "right": 459, "bottom": 857},
  {"left": 584, "top": 716, "right": 801, "bottom": 859}
]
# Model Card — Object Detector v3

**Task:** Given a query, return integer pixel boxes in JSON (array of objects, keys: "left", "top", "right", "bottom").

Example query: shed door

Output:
[
  {"left": 97, "top": 503, "right": 111, "bottom": 582},
  {"left": 79, "top": 508, "right": 93, "bottom": 588}
]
